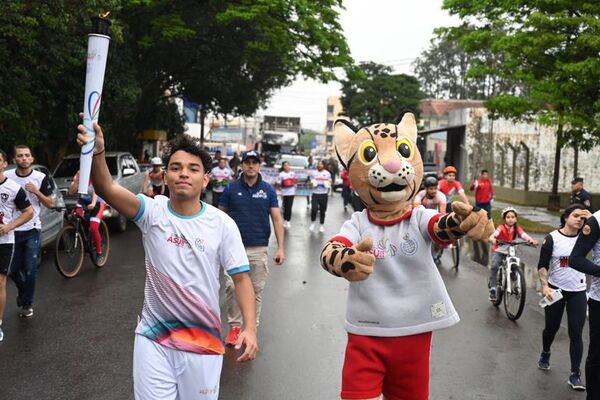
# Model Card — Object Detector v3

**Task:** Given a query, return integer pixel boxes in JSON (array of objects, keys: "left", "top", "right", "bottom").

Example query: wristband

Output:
[{"left": 93, "top": 149, "right": 105, "bottom": 157}]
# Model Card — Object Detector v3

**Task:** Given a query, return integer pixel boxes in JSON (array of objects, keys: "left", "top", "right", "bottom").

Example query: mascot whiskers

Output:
[{"left": 320, "top": 113, "right": 494, "bottom": 400}]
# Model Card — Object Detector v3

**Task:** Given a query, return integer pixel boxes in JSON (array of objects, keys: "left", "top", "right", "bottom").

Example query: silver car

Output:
[{"left": 5, "top": 164, "right": 65, "bottom": 248}]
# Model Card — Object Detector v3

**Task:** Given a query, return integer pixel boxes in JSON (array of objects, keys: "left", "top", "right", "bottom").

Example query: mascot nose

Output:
[{"left": 382, "top": 160, "right": 402, "bottom": 174}]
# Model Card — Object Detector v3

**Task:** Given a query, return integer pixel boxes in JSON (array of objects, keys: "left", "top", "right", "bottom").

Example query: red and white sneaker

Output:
[{"left": 225, "top": 325, "right": 241, "bottom": 346}]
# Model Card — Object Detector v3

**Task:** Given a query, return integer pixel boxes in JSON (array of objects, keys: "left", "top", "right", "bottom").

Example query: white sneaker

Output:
[
  {"left": 309, "top": 222, "right": 316, "bottom": 231},
  {"left": 287, "top": 221, "right": 292, "bottom": 229},
  {"left": 319, "top": 224, "right": 325, "bottom": 233},
  {"left": 0, "top": 327, "right": 3, "bottom": 342},
  {"left": 283, "top": 221, "right": 289, "bottom": 229}
]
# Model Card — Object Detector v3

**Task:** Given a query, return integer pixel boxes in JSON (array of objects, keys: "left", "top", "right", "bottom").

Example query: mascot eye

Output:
[
  {"left": 396, "top": 138, "right": 413, "bottom": 159},
  {"left": 358, "top": 140, "right": 377, "bottom": 164}
]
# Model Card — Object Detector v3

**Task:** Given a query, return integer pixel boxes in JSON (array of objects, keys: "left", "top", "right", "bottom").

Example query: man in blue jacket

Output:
[{"left": 219, "top": 150, "right": 285, "bottom": 345}]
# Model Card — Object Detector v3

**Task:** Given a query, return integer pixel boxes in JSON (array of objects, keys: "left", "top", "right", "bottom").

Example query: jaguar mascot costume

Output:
[{"left": 320, "top": 113, "right": 494, "bottom": 400}]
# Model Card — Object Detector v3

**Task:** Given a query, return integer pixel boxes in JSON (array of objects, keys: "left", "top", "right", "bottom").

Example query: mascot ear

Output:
[
  {"left": 397, "top": 112, "right": 417, "bottom": 142},
  {"left": 334, "top": 119, "right": 358, "bottom": 170}
]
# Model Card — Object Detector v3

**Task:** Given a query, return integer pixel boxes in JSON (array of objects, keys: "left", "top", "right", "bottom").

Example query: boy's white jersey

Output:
[{"left": 132, "top": 195, "right": 249, "bottom": 355}]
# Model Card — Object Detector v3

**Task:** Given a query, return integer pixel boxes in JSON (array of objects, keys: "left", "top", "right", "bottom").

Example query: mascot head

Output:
[{"left": 334, "top": 113, "right": 423, "bottom": 217}]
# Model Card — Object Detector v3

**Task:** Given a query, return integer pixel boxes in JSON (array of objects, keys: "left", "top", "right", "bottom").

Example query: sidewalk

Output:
[{"left": 492, "top": 199, "right": 560, "bottom": 228}]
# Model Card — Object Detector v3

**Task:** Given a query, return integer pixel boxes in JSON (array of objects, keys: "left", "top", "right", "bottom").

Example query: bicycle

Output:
[
  {"left": 54, "top": 205, "right": 110, "bottom": 278},
  {"left": 490, "top": 240, "right": 533, "bottom": 321},
  {"left": 431, "top": 238, "right": 460, "bottom": 270}
]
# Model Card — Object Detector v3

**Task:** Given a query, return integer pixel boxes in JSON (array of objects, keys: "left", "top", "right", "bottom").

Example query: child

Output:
[{"left": 488, "top": 207, "right": 538, "bottom": 300}]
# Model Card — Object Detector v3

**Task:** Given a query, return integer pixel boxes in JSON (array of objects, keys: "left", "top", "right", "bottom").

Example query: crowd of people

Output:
[{"left": 1, "top": 130, "right": 599, "bottom": 398}]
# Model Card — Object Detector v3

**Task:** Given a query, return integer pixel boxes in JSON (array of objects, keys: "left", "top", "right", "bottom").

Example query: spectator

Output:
[
  {"left": 219, "top": 150, "right": 285, "bottom": 346},
  {"left": 5, "top": 145, "right": 55, "bottom": 319},
  {"left": 211, "top": 150, "right": 222, "bottom": 169},
  {"left": 229, "top": 152, "right": 241, "bottom": 178},
  {"left": 570, "top": 177, "right": 593, "bottom": 212},
  {"left": 143, "top": 149, "right": 150, "bottom": 162},
  {"left": 327, "top": 154, "right": 339, "bottom": 196},
  {"left": 470, "top": 169, "right": 494, "bottom": 217}
]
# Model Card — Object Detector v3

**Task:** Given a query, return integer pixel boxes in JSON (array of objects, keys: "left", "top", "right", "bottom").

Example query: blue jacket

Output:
[{"left": 219, "top": 174, "right": 278, "bottom": 247}]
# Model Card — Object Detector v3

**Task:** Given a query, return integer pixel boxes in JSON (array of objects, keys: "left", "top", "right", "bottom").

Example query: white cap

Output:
[{"left": 150, "top": 157, "right": 163, "bottom": 166}]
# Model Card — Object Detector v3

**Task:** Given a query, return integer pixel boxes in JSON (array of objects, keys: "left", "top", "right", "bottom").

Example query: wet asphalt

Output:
[{"left": 0, "top": 194, "right": 590, "bottom": 400}]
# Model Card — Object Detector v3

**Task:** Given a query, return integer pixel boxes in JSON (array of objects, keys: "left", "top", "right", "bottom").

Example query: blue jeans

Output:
[
  {"left": 476, "top": 201, "right": 492, "bottom": 218},
  {"left": 10, "top": 229, "right": 41, "bottom": 307}
]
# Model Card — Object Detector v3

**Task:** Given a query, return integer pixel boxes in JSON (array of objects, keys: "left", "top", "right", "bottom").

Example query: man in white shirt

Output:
[
  {"left": 76, "top": 121, "right": 258, "bottom": 400},
  {"left": 0, "top": 148, "right": 33, "bottom": 342},
  {"left": 5, "top": 145, "right": 55, "bottom": 318}
]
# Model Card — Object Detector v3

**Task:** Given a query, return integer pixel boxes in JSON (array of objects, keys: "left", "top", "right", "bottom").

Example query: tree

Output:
[
  {"left": 0, "top": 0, "right": 351, "bottom": 165},
  {"left": 340, "top": 62, "right": 424, "bottom": 126},
  {"left": 442, "top": 0, "right": 600, "bottom": 209},
  {"left": 413, "top": 31, "right": 516, "bottom": 100}
]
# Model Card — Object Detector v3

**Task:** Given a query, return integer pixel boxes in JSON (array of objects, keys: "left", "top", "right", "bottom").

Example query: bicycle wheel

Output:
[
  {"left": 451, "top": 240, "right": 460, "bottom": 270},
  {"left": 431, "top": 245, "right": 444, "bottom": 267},
  {"left": 90, "top": 220, "right": 110, "bottom": 267},
  {"left": 54, "top": 225, "right": 84, "bottom": 278},
  {"left": 504, "top": 264, "right": 527, "bottom": 320},
  {"left": 491, "top": 267, "right": 504, "bottom": 307}
]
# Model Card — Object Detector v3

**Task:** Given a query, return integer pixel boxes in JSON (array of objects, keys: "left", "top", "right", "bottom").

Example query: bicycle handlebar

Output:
[{"left": 497, "top": 240, "right": 537, "bottom": 247}]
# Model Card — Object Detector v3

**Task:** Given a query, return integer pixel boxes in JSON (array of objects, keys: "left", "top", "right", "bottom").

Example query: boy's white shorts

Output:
[{"left": 133, "top": 334, "right": 223, "bottom": 400}]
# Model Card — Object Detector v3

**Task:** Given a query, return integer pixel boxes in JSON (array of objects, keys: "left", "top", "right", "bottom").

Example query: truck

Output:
[{"left": 259, "top": 115, "right": 302, "bottom": 166}]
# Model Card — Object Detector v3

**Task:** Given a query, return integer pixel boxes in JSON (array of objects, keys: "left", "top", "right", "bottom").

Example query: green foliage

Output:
[
  {"left": 340, "top": 62, "right": 424, "bottom": 127},
  {"left": 0, "top": 0, "right": 350, "bottom": 166},
  {"left": 413, "top": 31, "right": 517, "bottom": 100},
  {"left": 442, "top": 0, "right": 600, "bottom": 195}
]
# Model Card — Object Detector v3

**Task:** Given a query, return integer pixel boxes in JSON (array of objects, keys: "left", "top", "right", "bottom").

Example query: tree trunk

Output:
[
  {"left": 548, "top": 123, "right": 563, "bottom": 211},
  {"left": 199, "top": 105, "right": 206, "bottom": 146}
]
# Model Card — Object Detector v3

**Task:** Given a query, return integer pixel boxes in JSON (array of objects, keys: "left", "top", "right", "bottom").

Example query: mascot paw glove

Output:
[
  {"left": 451, "top": 202, "right": 495, "bottom": 242},
  {"left": 321, "top": 238, "right": 376, "bottom": 282}
]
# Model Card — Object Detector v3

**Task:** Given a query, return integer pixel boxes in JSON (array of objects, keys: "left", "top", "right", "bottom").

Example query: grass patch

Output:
[{"left": 490, "top": 208, "right": 554, "bottom": 234}]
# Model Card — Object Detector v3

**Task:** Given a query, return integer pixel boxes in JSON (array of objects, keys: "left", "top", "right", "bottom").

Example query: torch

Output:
[{"left": 78, "top": 13, "right": 111, "bottom": 194}]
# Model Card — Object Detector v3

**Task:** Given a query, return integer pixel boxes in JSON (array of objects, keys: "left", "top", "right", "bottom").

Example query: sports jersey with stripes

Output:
[
  {"left": 5, "top": 169, "right": 52, "bottom": 231},
  {"left": 0, "top": 177, "right": 31, "bottom": 244},
  {"left": 132, "top": 195, "right": 250, "bottom": 355},
  {"left": 538, "top": 230, "right": 586, "bottom": 292}
]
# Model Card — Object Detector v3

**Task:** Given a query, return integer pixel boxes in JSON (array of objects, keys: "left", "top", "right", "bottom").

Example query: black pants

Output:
[
  {"left": 311, "top": 193, "right": 328, "bottom": 224},
  {"left": 587, "top": 298, "right": 600, "bottom": 400},
  {"left": 542, "top": 288, "right": 587, "bottom": 372},
  {"left": 282, "top": 195, "right": 294, "bottom": 221},
  {"left": 342, "top": 185, "right": 351, "bottom": 207},
  {"left": 212, "top": 191, "right": 222, "bottom": 208}
]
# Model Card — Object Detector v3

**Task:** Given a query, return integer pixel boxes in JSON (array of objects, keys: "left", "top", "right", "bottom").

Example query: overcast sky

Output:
[{"left": 260, "top": 0, "right": 459, "bottom": 131}]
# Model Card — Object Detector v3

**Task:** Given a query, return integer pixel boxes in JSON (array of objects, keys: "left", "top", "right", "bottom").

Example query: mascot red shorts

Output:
[{"left": 341, "top": 332, "right": 432, "bottom": 400}]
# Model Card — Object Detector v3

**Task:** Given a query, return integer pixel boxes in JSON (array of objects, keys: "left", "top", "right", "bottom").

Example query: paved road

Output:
[{"left": 0, "top": 195, "right": 589, "bottom": 399}]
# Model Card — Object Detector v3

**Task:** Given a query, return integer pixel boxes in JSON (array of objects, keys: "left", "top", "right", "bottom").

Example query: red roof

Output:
[{"left": 419, "top": 99, "right": 485, "bottom": 117}]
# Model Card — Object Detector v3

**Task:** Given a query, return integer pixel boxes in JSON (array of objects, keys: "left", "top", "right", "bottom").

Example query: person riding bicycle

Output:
[
  {"left": 144, "top": 157, "right": 166, "bottom": 198},
  {"left": 414, "top": 176, "right": 447, "bottom": 213},
  {"left": 438, "top": 166, "right": 469, "bottom": 212},
  {"left": 68, "top": 171, "right": 106, "bottom": 264},
  {"left": 414, "top": 176, "right": 448, "bottom": 265},
  {"left": 488, "top": 207, "right": 538, "bottom": 301}
]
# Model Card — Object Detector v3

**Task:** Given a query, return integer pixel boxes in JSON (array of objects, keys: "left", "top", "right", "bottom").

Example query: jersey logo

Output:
[
  {"left": 167, "top": 233, "right": 191, "bottom": 248},
  {"left": 559, "top": 257, "right": 569, "bottom": 267},
  {"left": 195, "top": 238, "right": 205, "bottom": 251},
  {"left": 252, "top": 189, "right": 268, "bottom": 199},
  {"left": 399, "top": 233, "right": 418, "bottom": 257},
  {"left": 1, "top": 193, "right": 8, "bottom": 202},
  {"left": 371, "top": 237, "right": 398, "bottom": 259}
]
